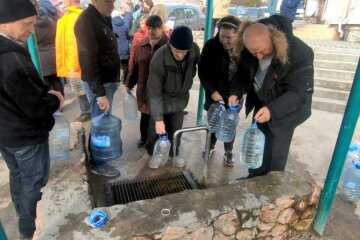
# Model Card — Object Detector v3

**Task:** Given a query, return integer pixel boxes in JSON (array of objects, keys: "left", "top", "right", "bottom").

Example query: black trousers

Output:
[
  {"left": 120, "top": 59, "right": 129, "bottom": 82},
  {"left": 248, "top": 123, "right": 295, "bottom": 177},
  {"left": 140, "top": 112, "right": 150, "bottom": 142},
  {"left": 145, "top": 111, "right": 184, "bottom": 156},
  {"left": 210, "top": 132, "right": 235, "bottom": 153}
]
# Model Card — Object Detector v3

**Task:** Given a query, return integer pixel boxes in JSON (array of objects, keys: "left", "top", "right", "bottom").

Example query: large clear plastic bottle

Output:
[
  {"left": 69, "top": 70, "right": 84, "bottom": 95},
  {"left": 49, "top": 111, "right": 70, "bottom": 161},
  {"left": 240, "top": 122, "right": 265, "bottom": 169},
  {"left": 340, "top": 144, "right": 360, "bottom": 186},
  {"left": 90, "top": 112, "right": 122, "bottom": 161},
  {"left": 216, "top": 105, "right": 240, "bottom": 142},
  {"left": 340, "top": 159, "right": 360, "bottom": 202},
  {"left": 123, "top": 91, "right": 138, "bottom": 120},
  {"left": 148, "top": 134, "right": 171, "bottom": 169},
  {"left": 207, "top": 100, "right": 225, "bottom": 133}
]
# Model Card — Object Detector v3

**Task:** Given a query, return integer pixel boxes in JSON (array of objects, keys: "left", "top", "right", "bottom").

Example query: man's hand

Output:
[
  {"left": 48, "top": 90, "right": 64, "bottom": 109},
  {"left": 97, "top": 96, "right": 110, "bottom": 112},
  {"left": 211, "top": 91, "right": 222, "bottom": 101},
  {"left": 228, "top": 95, "right": 239, "bottom": 107},
  {"left": 255, "top": 107, "right": 271, "bottom": 123},
  {"left": 155, "top": 121, "right": 166, "bottom": 135}
]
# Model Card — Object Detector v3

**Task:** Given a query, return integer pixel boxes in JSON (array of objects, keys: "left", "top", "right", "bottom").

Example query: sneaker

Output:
[
  {"left": 174, "top": 155, "right": 186, "bottom": 168},
  {"left": 90, "top": 164, "right": 120, "bottom": 177},
  {"left": 202, "top": 146, "right": 216, "bottom": 158},
  {"left": 137, "top": 139, "right": 145, "bottom": 148},
  {"left": 224, "top": 152, "right": 235, "bottom": 167},
  {"left": 73, "top": 113, "right": 92, "bottom": 123}
]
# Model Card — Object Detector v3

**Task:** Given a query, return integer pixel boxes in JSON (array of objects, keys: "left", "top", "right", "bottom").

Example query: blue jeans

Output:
[
  {"left": 86, "top": 82, "right": 118, "bottom": 166},
  {"left": 0, "top": 141, "right": 50, "bottom": 237}
]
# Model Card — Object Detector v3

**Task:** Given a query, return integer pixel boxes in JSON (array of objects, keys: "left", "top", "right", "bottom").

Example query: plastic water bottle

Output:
[
  {"left": 49, "top": 111, "right": 70, "bottom": 161},
  {"left": 340, "top": 144, "right": 360, "bottom": 185},
  {"left": 207, "top": 100, "right": 225, "bottom": 133},
  {"left": 123, "top": 91, "right": 138, "bottom": 120},
  {"left": 216, "top": 105, "right": 240, "bottom": 142},
  {"left": 90, "top": 112, "right": 122, "bottom": 161},
  {"left": 240, "top": 122, "right": 265, "bottom": 169},
  {"left": 69, "top": 71, "right": 84, "bottom": 95},
  {"left": 340, "top": 159, "right": 360, "bottom": 202},
  {"left": 148, "top": 134, "right": 171, "bottom": 168}
]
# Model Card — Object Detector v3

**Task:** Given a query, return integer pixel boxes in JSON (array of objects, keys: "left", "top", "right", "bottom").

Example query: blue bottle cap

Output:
[
  {"left": 251, "top": 122, "right": 258, "bottom": 129},
  {"left": 159, "top": 134, "right": 168, "bottom": 141},
  {"left": 229, "top": 104, "right": 240, "bottom": 111}
]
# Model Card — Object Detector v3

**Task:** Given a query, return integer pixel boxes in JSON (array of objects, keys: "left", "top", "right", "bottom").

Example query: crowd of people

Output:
[{"left": 0, "top": 0, "right": 314, "bottom": 239}]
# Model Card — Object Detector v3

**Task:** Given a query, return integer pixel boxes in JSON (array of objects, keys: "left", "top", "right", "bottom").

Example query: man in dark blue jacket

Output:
[
  {"left": 229, "top": 15, "right": 314, "bottom": 178},
  {"left": 0, "top": 0, "right": 63, "bottom": 238}
]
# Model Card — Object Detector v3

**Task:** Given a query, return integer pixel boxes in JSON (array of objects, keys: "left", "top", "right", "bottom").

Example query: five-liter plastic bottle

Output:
[
  {"left": 207, "top": 100, "right": 225, "bottom": 133},
  {"left": 216, "top": 105, "right": 240, "bottom": 142},
  {"left": 239, "top": 122, "right": 265, "bottom": 169},
  {"left": 49, "top": 111, "right": 70, "bottom": 161},
  {"left": 69, "top": 70, "right": 84, "bottom": 95},
  {"left": 340, "top": 158, "right": 360, "bottom": 202},
  {"left": 123, "top": 91, "right": 138, "bottom": 120},
  {"left": 148, "top": 134, "right": 171, "bottom": 169},
  {"left": 90, "top": 112, "right": 122, "bottom": 161}
]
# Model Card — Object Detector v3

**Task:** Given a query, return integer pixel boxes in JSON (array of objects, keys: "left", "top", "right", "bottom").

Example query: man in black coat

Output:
[
  {"left": 198, "top": 16, "right": 242, "bottom": 167},
  {"left": 0, "top": 0, "right": 63, "bottom": 238},
  {"left": 229, "top": 15, "right": 314, "bottom": 177},
  {"left": 75, "top": 0, "right": 121, "bottom": 177}
]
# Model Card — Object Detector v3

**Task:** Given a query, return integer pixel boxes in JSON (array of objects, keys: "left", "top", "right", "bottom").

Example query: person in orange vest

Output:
[{"left": 56, "top": 0, "right": 92, "bottom": 122}]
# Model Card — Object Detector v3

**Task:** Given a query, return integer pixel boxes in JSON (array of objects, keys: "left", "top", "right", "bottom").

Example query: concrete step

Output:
[
  {"left": 314, "top": 67, "right": 355, "bottom": 81},
  {"left": 314, "top": 86, "right": 349, "bottom": 101},
  {"left": 314, "top": 59, "right": 357, "bottom": 71},
  {"left": 311, "top": 46, "right": 360, "bottom": 55},
  {"left": 314, "top": 77, "right": 353, "bottom": 91},
  {"left": 295, "top": 33, "right": 338, "bottom": 41},
  {"left": 312, "top": 96, "right": 346, "bottom": 113},
  {"left": 299, "top": 24, "right": 334, "bottom": 30},
  {"left": 314, "top": 52, "right": 360, "bottom": 62}
]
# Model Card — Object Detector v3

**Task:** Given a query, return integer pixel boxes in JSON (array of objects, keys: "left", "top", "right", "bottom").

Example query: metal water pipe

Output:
[
  {"left": 314, "top": 59, "right": 360, "bottom": 235},
  {"left": 27, "top": 34, "right": 43, "bottom": 79},
  {"left": 196, "top": 0, "right": 214, "bottom": 125}
]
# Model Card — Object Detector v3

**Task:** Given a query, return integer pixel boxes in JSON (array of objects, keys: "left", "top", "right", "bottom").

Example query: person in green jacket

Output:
[{"left": 146, "top": 26, "right": 200, "bottom": 168}]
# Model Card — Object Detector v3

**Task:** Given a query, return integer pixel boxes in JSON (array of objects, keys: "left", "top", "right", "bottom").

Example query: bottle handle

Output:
[
  {"left": 158, "top": 133, "right": 168, "bottom": 141},
  {"left": 229, "top": 104, "right": 241, "bottom": 111}
]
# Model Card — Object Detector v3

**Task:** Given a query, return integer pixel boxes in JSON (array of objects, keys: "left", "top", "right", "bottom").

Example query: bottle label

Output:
[
  {"left": 91, "top": 135, "right": 111, "bottom": 148},
  {"left": 344, "top": 181, "right": 357, "bottom": 189}
]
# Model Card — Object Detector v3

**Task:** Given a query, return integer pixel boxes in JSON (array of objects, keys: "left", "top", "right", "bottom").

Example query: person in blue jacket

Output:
[
  {"left": 280, "top": 0, "right": 302, "bottom": 22},
  {"left": 112, "top": 9, "right": 130, "bottom": 83}
]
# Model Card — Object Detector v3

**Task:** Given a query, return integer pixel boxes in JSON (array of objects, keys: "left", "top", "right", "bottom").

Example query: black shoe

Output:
[
  {"left": 202, "top": 146, "right": 215, "bottom": 158},
  {"left": 90, "top": 164, "right": 120, "bottom": 177},
  {"left": 20, "top": 233, "right": 33, "bottom": 240},
  {"left": 224, "top": 152, "right": 235, "bottom": 167},
  {"left": 73, "top": 114, "right": 92, "bottom": 123},
  {"left": 183, "top": 111, "right": 189, "bottom": 115},
  {"left": 137, "top": 140, "right": 145, "bottom": 148}
]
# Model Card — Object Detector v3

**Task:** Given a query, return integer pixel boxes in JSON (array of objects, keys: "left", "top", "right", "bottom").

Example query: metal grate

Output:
[{"left": 105, "top": 171, "right": 199, "bottom": 205}]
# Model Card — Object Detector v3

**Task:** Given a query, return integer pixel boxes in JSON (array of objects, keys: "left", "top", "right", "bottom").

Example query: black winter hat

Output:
[
  {"left": 0, "top": 0, "right": 37, "bottom": 24},
  {"left": 169, "top": 26, "right": 193, "bottom": 50}
]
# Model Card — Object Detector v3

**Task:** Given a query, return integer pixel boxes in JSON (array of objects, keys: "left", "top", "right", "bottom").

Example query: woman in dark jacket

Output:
[
  {"left": 36, "top": 1, "right": 63, "bottom": 95},
  {"left": 125, "top": 15, "right": 169, "bottom": 148},
  {"left": 198, "top": 16, "right": 242, "bottom": 167},
  {"left": 112, "top": 10, "right": 130, "bottom": 83}
]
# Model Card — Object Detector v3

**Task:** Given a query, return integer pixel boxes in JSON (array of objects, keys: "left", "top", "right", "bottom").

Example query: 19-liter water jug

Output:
[
  {"left": 148, "top": 134, "right": 171, "bottom": 169},
  {"left": 240, "top": 122, "right": 265, "bottom": 169},
  {"left": 69, "top": 71, "right": 84, "bottom": 95},
  {"left": 207, "top": 100, "right": 225, "bottom": 133},
  {"left": 90, "top": 113, "right": 122, "bottom": 161},
  {"left": 123, "top": 91, "right": 138, "bottom": 120},
  {"left": 340, "top": 144, "right": 360, "bottom": 185},
  {"left": 340, "top": 159, "right": 360, "bottom": 202},
  {"left": 216, "top": 105, "right": 240, "bottom": 142},
  {"left": 49, "top": 111, "right": 70, "bottom": 161}
]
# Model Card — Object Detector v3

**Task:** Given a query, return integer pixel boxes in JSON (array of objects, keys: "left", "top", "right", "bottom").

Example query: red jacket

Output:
[{"left": 126, "top": 34, "right": 169, "bottom": 114}]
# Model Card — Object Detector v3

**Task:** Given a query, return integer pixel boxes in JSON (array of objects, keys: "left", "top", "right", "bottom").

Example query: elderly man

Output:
[
  {"left": 0, "top": 0, "right": 64, "bottom": 238},
  {"left": 229, "top": 15, "right": 314, "bottom": 178},
  {"left": 75, "top": 0, "right": 121, "bottom": 177},
  {"left": 146, "top": 26, "right": 200, "bottom": 168}
]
